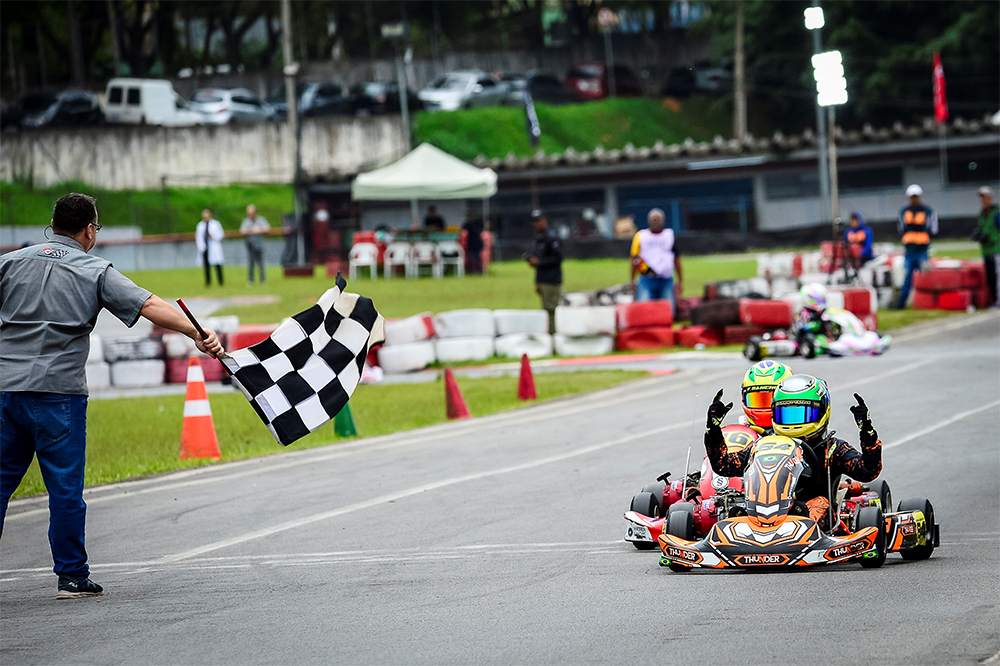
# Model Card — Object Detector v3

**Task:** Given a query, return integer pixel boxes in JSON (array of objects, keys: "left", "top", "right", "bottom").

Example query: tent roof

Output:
[{"left": 351, "top": 143, "right": 498, "bottom": 201}]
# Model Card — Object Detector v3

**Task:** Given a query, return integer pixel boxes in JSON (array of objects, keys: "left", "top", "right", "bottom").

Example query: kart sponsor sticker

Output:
[
  {"left": 626, "top": 524, "right": 650, "bottom": 541},
  {"left": 823, "top": 539, "right": 871, "bottom": 561},
  {"left": 665, "top": 546, "right": 702, "bottom": 564},
  {"left": 735, "top": 553, "right": 789, "bottom": 566}
]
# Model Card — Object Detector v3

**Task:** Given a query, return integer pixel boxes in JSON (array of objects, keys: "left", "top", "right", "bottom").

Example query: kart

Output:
[
  {"left": 623, "top": 424, "right": 759, "bottom": 550},
  {"left": 744, "top": 308, "right": 890, "bottom": 362},
  {"left": 657, "top": 434, "right": 939, "bottom": 571}
]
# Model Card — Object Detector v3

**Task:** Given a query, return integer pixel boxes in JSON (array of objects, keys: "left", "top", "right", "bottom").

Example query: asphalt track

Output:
[{"left": 2, "top": 311, "right": 998, "bottom": 666}]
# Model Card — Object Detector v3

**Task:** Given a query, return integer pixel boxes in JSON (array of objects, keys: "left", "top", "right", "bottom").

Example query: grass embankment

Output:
[
  {"left": 413, "top": 97, "right": 734, "bottom": 161},
  {"left": 1, "top": 181, "right": 293, "bottom": 234},
  {"left": 12, "top": 370, "right": 646, "bottom": 498}
]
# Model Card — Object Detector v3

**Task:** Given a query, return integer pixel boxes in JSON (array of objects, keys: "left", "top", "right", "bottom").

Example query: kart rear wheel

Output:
[
  {"left": 898, "top": 498, "right": 936, "bottom": 560},
  {"left": 856, "top": 506, "right": 886, "bottom": 568},
  {"left": 630, "top": 492, "right": 659, "bottom": 519},
  {"left": 640, "top": 481, "right": 667, "bottom": 515},
  {"left": 869, "top": 479, "right": 892, "bottom": 513},
  {"left": 665, "top": 504, "right": 695, "bottom": 572},
  {"left": 743, "top": 338, "right": 762, "bottom": 362}
]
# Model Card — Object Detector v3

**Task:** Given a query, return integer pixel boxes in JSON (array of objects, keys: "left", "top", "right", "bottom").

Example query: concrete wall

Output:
[{"left": 0, "top": 115, "right": 407, "bottom": 190}]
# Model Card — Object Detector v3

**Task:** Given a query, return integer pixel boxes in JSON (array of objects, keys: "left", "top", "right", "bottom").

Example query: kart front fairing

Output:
[{"left": 657, "top": 435, "right": 881, "bottom": 568}]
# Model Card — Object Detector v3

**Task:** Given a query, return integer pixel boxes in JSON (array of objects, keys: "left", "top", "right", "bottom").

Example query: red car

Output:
[{"left": 565, "top": 63, "right": 644, "bottom": 101}]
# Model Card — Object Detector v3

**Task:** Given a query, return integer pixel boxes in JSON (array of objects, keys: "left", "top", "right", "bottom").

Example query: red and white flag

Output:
[{"left": 932, "top": 51, "right": 948, "bottom": 125}]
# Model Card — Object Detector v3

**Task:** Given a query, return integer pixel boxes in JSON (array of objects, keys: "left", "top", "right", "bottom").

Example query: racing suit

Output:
[{"left": 705, "top": 425, "right": 882, "bottom": 531}]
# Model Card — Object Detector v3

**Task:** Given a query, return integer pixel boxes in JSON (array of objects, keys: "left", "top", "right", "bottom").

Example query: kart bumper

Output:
[{"left": 623, "top": 511, "right": 662, "bottom": 546}]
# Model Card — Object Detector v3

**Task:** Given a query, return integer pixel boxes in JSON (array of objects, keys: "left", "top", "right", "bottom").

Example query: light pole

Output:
[
  {"left": 804, "top": 4, "right": 830, "bottom": 229},
  {"left": 811, "top": 48, "right": 848, "bottom": 234},
  {"left": 598, "top": 8, "right": 616, "bottom": 98}
]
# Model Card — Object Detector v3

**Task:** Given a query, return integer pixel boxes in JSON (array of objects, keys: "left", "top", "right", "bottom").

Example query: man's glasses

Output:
[{"left": 90, "top": 222, "right": 102, "bottom": 232}]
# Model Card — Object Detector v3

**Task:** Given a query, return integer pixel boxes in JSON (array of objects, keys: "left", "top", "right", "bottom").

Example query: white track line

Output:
[{"left": 883, "top": 400, "right": 1000, "bottom": 450}]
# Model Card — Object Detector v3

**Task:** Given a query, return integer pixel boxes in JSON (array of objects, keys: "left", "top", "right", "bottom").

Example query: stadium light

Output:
[
  {"left": 803, "top": 7, "right": 825, "bottom": 30},
  {"left": 812, "top": 50, "right": 847, "bottom": 106}
]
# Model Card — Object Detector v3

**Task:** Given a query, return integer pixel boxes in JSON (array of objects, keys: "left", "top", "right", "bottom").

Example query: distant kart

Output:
[
  {"left": 657, "top": 435, "right": 939, "bottom": 572},
  {"left": 624, "top": 425, "right": 759, "bottom": 550},
  {"left": 744, "top": 308, "right": 891, "bottom": 362}
]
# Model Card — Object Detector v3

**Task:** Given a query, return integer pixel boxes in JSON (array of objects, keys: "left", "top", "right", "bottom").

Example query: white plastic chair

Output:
[
  {"left": 384, "top": 242, "right": 412, "bottom": 279},
  {"left": 349, "top": 242, "right": 379, "bottom": 280},
  {"left": 409, "top": 241, "right": 442, "bottom": 278},
  {"left": 437, "top": 240, "right": 465, "bottom": 278}
]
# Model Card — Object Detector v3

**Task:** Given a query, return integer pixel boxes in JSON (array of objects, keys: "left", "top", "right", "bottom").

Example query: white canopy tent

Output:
[{"left": 351, "top": 143, "right": 498, "bottom": 226}]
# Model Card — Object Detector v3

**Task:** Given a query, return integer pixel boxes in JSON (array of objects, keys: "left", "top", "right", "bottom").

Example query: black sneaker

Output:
[{"left": 57, "top": 576, "right": 104, "bottom": 599}]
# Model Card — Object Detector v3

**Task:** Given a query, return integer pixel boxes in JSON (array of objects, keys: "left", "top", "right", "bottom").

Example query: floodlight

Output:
[{"left": 804, "top": 7, "right": 825, "bottom": 30}]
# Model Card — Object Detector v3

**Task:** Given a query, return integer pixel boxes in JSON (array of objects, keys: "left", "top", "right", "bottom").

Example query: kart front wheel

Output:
[
  {"left": 640, "top": 481, "right": 667, "bottom": 515},
  {"left": 743, "top": 338, "right": 762, "bottom": 362},
  {"left": 665, "top": 504, "right": 695, "bottom": 572},
  {"left": 869, "top": 479, "right": 892, "bottom": 513},
  {"left": 898, "top": 498, "right": 936, "bottom": 561},
  {"left": 857, "top": 506, "right": 886, "bottom": 568},
  {"left": 630, "top": 492, "right": 659, "bottom": 519}
]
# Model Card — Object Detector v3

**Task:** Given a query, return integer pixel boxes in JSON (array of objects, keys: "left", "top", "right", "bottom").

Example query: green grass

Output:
[
  {"left": 10, "top": 370, "right": 646, "bottom": 498},
  {"left": 1, "top": 181, "right": 293, "bottom": 234},
  {"left": 414, "top": 97, "right": 733, "bottom": 161}
]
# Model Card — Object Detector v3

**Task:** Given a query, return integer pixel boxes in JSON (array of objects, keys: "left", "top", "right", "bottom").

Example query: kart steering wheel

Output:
[{"left": 797, "top": 441, "right": 822, "bottom": 484}]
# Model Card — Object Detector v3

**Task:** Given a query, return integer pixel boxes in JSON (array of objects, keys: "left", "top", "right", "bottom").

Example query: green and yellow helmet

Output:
[
  {"left": 741, "top": 360, "right": 793, "bottom": 431},
  {"left": 771, "top": 374, "right": 831, "bottom": 444}
]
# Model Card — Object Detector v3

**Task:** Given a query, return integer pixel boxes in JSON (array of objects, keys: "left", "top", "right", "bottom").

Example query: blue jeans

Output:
[
  {"left": 898, "top": 247, "right": 928, "bottom": 308},
  {"left": 636, "top": 274, "right": 676, "bottom": 312},
  {"left": 1, "top": 392, "right": 90, "bottom": 578}
]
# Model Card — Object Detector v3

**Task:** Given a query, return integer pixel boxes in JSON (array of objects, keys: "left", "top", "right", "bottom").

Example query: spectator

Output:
[
  {"left": 240, "top": 204, "right": 270, "bottom": 286},
  {"left": 894, "top": 185, "right": 938, "bottom": 309},
  {"left": 463, "top": 209, "right": 485, "bottom": 275},
  {"left": 0, "top": 193, "right": 223, "bottom": 599},
  {"left": 973, "top": 186, "right": 1000, "bottom": 308},
  {"left": 630, "top": 208, "right": 683, "bottom": 312},
  {"left": 844, "top": 211, "right": 874, "bottom": 264},
  {"left": 525, "top": 210, "right": 562, "bottom": 334},
  {"left": 195, "top": 208, "right": 225, "bottom": 286},
  {"left": 424, "top": 205, "right": 446, "bottom": 231}
]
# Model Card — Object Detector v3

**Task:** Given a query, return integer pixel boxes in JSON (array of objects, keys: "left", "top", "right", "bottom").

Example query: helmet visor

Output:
[
  {"left": 744, "top": 390, "right": 773, "bottom": 410},
  {"left": 773, "top": 404, "right": 823, "bottom": 425}
]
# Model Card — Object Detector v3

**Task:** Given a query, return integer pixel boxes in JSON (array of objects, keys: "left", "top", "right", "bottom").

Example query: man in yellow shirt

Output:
[{"left": 630, "top": 208, "right": 683, "bottom": 312}]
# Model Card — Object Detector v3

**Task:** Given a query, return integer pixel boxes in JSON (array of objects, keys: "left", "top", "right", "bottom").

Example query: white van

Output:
[{"left": 104, "top": 78, "right": 206, "bottom": 127}]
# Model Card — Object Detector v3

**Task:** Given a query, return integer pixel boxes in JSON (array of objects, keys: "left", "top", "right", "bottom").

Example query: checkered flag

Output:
[{"left": 220, "top": 274, "right": 385, "bottom": 446}]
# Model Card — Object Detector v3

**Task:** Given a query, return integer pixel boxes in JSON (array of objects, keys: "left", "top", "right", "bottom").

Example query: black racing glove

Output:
[
  {"left": 706, "top": 389, "right": 733, "bottom": 431},
  {"left": 850, "top": 393, "right": 878, "bottom": 445}
]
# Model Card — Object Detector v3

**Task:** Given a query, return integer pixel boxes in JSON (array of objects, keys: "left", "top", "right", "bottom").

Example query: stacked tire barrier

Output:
[
  {"left": 553, "top": 306, "right": 616, "bottom": 356},
  {"left": 86, "top": 333, "right": 111, "bottom": 392},
  {"left": 616, "top": 301, "right": 674, "bottom": 351},
  {"left": 912, "top": 261, "right": 987, "bottom": 310}
]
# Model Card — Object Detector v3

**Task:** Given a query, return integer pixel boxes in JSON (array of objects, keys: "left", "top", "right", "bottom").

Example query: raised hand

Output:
[
  {"left": 850, "top": 393, "right": 878, "bottom": 443},
  {"left": 706, "top": 389, "right": 733, "bottom": 430}
]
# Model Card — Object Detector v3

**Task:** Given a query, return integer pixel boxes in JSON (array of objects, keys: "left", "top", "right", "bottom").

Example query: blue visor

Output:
[{"left": 773, "top": 405, "right": 822, "bottom": 425}]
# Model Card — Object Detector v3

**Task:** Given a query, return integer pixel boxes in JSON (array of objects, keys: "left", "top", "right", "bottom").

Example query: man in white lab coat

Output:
[{"left": 195, "top": 208, "right": 225, "bottom": 286}]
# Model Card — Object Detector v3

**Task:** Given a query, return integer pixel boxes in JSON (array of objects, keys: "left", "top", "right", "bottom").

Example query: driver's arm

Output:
[
  {"left": 705, "top": 427, "right": 752, "bottom": 476},
  {"left": 836, "top": 393, "right": 883, "bottom": 482}
]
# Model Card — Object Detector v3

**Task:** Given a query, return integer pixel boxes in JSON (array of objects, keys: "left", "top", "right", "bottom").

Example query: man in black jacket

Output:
[{"left": 525, "top": 210, "right": 563, "bottom": 334}]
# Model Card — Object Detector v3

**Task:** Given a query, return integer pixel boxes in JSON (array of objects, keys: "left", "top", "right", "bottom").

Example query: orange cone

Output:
[
  {"left": 179, "top": 356, "right": 221, "bottom": 460},
  {"left": 444, "top": 368, "right": 471, "bottom": 420},
  {"left": 517, "top": 354, "right": 537, "bottom": 401}
]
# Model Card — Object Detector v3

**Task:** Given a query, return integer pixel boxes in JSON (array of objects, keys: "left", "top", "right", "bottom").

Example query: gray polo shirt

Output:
[{"left": 0, "top": 236, "right": 152, "bottom": 396}]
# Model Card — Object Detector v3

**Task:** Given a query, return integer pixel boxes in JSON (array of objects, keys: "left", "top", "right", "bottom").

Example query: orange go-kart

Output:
[{"left": 658, "top": 434, "right": 939, "bottom": 572}]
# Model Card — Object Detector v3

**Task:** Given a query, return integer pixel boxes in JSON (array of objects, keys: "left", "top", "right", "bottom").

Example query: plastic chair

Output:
[
  {"left": 409, "top": 241, "right": 442, "bottom": 279},
  {"left": 349, "top": 242, "right": 379, "bottom": 280},
  {"left": 437, "top": 240, "right": 465, "bottom": 278},
  {"left": 384, "top": 242, "right": 412, "bottom": 279}
]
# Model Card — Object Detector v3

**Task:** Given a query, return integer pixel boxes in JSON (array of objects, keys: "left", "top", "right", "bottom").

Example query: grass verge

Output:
[{"left": 11, "top": 369, "right": 647, "bottom": 499}]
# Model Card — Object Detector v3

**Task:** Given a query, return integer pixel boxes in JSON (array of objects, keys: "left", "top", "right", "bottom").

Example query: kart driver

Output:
[
  {"left": 738, "top": 360, "right": 793, "bottom": 435},
  {"left": 704, "top": 374, "right": 883, "bottom": 532}
]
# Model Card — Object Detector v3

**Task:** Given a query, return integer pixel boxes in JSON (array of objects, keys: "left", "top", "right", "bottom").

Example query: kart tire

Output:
[
  {"left": 630, "top": 492, "right": 659, "bottom": 519},
  {"left": 640, "top": 481, "right": 667, "bottom": 515},
  {"left": 802, "top": 336, "right": 817, "bottom": 359},
  {"left": 665, "top": 504, "right": 695, "bottom": 572},
  {"left": 897, "top": 498, "right": 936, "bottom": 560},
  {"left": 869, "top": 479, "right": 892, "bottom": 513},
  {"left": 743, "top": 337, "right": 762, "bottom": 362},
  {"left": 856, "top": 506, "right": 887, "bottom": 569}
]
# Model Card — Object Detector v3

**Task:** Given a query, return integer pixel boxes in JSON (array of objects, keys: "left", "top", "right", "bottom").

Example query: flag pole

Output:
[
  {"left": 176, "top": 298, "right": 207, "bottom": 339},
  {"left": 938, "top": 124, "right": 948, "bottom": 186}
]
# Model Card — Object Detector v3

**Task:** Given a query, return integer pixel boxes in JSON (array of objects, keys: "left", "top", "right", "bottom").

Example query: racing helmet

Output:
[
  {"left": 771, "top": 374, "right": 831, "bottom": 444},
  {"left": 741, "top": 360, "right": 793, "bottom": 431},
  {"left": 800, "top": 283, "right": 828, "bottom": 312}
]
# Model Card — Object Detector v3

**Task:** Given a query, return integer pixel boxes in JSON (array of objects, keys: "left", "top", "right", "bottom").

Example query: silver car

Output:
[
  {"left": 417, "top": 71, "right": 507, "bottom": 112},
  {"left": 189, "top": 88, "right": 275, "bottom": 124}
]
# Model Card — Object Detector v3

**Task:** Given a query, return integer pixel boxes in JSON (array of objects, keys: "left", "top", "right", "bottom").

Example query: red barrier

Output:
[
  {"left": 839, "top": 288, "right": 873, "bottom": 316},
  {"left": 913, "top": 270, "right": 963, "bottom": 292},
  {"left": 724, "top": 324, "right": 768, "bottom": 346},
  {"left": 616, "top": 326, "right": 675, "bottom": 351},
  {"left": 937, "top": 290, "right": 973, "bottom": 311},
  {"left": 738, "top": 299, "right": 794, "bottom": 328},
  {"left": 677, "top": 325, "right": 723, "bottom": 347},
  {"left": 616, "top": 301, "right": 673, "bottom": 329},
  {"left": 912, "top": 290, "right": 937, "bottom": 310},
  {"left": 227, "top": 324, "right": 278, "bottom": 351}
]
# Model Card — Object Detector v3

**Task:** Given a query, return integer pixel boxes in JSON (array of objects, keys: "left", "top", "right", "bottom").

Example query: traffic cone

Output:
[
  {"left": 179, "top": 356, "right": 221, "bottom": 460},
  {"left": 517, "top": 354, "right": 537, "bottom": 401},
  {"left": 444, "top": 368, "right": 471, "bottom": 420},
  {"left": 334, "top": 402, "right": 358, "bottom": 437}
]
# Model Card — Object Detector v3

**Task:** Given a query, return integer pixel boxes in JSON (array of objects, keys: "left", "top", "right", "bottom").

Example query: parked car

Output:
[
  {"left": 566, "top": 63, "right": 643, "bottom": 101},
  {"left": 417, "top": 70, "right": 507, "bottom": 112},
  {"left": 1, "top": 89, "right": 103, "bottom": 130},
  {"left": 105, "top": 78, "right": 206, "bottom": 126},
  {"left": 500, "top": 70, "right": 576, "bottom": 106},
  {"left": 693, "top": 59, "right": 734, "bottom": 95},
  {"left": 661, "top": 66, "right": 697, "bottom": 98},
  {"left": 188, "top": 88, "right": 274, "bottom": 124},
  {"left": 347, "top": 81, "right": 423, "bottom": 116},
  {"left": 267, "top": 82, "right": 351, "bottom": 120}
]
